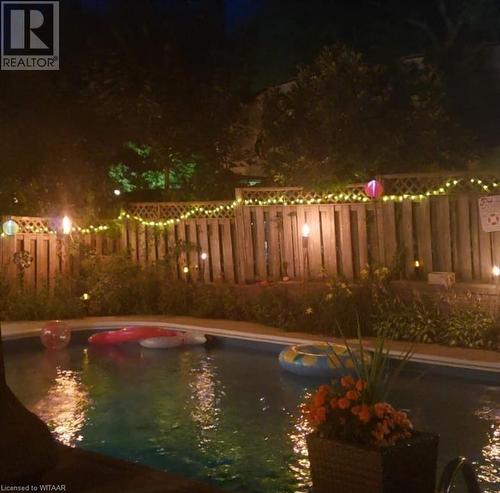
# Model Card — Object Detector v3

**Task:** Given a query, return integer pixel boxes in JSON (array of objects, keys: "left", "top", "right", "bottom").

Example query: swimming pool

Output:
[{"left": 4, "top": 332, "right": 500, "bottom": 493}]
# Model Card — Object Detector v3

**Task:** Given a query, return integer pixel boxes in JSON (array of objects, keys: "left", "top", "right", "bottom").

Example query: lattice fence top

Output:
[
  {"left": 236, "top": 184, "right": 366, "bottom": 204},
  {"left": 1, "top": 216, "right": 52, "bottom": 234},
  {"left": 380, "top": 172, "right": 499, "bottom": 195},
  {"left": 125, "top": 201, "right": 236, "bottom": 220}
]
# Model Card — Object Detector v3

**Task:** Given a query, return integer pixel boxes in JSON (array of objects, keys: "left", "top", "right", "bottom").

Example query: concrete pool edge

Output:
[{"left": 2, "top": 316, "right": 499, "bottom": 376}]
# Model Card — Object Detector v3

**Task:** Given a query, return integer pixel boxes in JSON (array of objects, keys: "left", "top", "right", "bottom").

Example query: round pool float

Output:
[
  {"left": 139, "top": 333, "right": 207, "bottom": 349},
  {"left": 279, "top": 342, "right": 370, "bottom": 377},
  {"left": 88, "top": 326, "right": 178, "bottom": 345}
]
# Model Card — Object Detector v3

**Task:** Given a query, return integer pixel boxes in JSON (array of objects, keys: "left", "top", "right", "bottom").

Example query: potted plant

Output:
[{"left": 305, "top": 332, "right": 439, "bottom": 493}]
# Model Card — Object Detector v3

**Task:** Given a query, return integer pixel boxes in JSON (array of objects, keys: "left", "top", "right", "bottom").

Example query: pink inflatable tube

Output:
[{"left": 88, "top": 326, "right": 178, "bottom": 345}]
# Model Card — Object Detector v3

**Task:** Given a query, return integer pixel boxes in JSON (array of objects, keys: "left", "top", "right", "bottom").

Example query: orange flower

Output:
[
  {"left": 351, "top": 405, "right": 361, "bottom": 416},
  {"left": 355, "top": 380, "right": 366, "bottom": 392},
  {"left": 337, "top": 397, "right": 351, "bottom": 410},
  {"left": 340, "top": 375, "right": 355, "bottom": 388},
  {"left": 374, "top": 402, "right": 392, "bottom": 419},
  {"left": 346, "top": 390, "right": 359, "bottom": 401},
  {"left": 314, "top": 406, "right": 327, "bottom": 425},
  {"left": 318, "top": 384, "right": 331, "bottom": 394},
  {"left": 330, "top": 398, "right": 338, "bottom": 409},
  {"left": 358, "top": 404, "right": 371, "bottom": 424},
  {"left": 314, "top": 392, "right": 327, "bottom": 407}
]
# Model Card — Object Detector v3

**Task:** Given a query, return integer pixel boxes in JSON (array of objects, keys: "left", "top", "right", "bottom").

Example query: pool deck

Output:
[{"left": 2, "top": 315, "right": 499, "bottom": 373}]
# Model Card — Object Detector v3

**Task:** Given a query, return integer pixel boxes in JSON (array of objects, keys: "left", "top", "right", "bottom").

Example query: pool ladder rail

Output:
[{"left": 437, "top": 457, "right": 482, "bottom": 493}]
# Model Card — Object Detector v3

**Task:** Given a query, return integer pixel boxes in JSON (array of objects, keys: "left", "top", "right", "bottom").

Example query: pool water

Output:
[{"left": 4, "top": 336, "right": 500, "bottom": 493}]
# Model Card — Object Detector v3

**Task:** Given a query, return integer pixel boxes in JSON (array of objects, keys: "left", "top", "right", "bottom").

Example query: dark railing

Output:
[{"left": 437, "top": 457, "right": 482, "bottom": 493}]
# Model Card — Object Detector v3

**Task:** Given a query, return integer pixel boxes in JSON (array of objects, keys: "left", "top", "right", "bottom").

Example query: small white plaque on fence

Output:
[{"left": 478, "top": 195, "right": 500, "bottom": 232}]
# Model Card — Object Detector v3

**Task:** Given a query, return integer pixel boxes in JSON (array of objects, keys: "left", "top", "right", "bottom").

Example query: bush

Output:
[{"left": 439, "top": 294, "right": 498, "bottom": 349}]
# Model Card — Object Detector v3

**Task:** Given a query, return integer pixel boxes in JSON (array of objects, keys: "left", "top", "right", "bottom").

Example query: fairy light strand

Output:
[{"left": 120, "top": 177, "right": 498, "bottom": 228}]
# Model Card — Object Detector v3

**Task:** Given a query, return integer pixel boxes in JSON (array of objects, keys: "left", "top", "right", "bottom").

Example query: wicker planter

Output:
[{"left": 306, "top": 432, "right": 439, "bottom": 493}]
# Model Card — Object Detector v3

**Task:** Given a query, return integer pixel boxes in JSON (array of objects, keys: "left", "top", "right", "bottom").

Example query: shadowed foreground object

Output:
[{"left": 0, "top": 324, "right": 58, "bottom": 481}]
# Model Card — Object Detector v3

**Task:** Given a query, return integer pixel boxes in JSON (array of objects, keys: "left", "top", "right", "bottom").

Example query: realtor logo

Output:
[{"left": 1, "top": 1, "right": 59, "bottom": 70}]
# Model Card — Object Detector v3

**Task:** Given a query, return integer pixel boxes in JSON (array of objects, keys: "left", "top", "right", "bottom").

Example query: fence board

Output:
[
  {"left": 282, "top": 207, "right": 296, "bottom": 279},
  {"left": 196, "top": 219, "right": 210, "bottom": 282},
  {"left": 267, "top": 206, "right": 281, "bottom": 280},
  {"left": 320, "top": 205, "right": 337, "bottom": 277},
  {"left": 456, "top": 195, "right": 472, "bottom": 281},
  {"left": 307, "top": 206, "right": 323, "bottom": 278},
  {"left": 382, "top": 202, "right": 397, "bottom": 268},
  {"left": 221, "top": 218, "right": 235, "bottom": 283},
  {"left": 355, "top": 205, "right": 368, "bottom": 274},
  {"left": 338, "top": 205, "right": 354, "bottom": 280},
  {"left": 295, "top": 206, "right": 307, "bottom": 278},
  {"left": 208, "top": 220, "right": 222, "bottom": 282},
  {"left": 469, "top": 198, "right": 481, "bottom": 279},
  {"left": 401, "top": 200, "right": 414, "bottom": 278},
  {"left": 416, "top": 200, "right": 433, "bottom": 274},
  {"left": 433, "top": 196, "right": 452, "bottom": 272},
  {"left": 253, "top": 207, "right": 267, "bottom": 281}
]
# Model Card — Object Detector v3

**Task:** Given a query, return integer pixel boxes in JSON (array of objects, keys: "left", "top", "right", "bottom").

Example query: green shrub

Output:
[
  {"left": 372, "top": 296, "right": 440, "bottom": 343},
  {"left": 439, "top": 294, "right": 498, "bottom": 349}
]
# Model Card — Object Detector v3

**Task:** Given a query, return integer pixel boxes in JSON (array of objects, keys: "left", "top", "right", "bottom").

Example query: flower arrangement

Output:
[
  {"left": 305, "top": 323, "right": 415, "bottom": 448},
  {"left": 307, "top": 376, "right": 413, "bottom": 447}
]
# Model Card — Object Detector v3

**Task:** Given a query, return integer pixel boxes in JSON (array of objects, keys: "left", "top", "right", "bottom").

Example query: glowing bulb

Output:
[
  {"left": 81, "top": 293, "right": 90, "bottom": 301},
  {"left": 183, "top": 266, "right": 189, "bottom": 274},
  {"left": 114, "top": 189, "right": 121, "bottom": 196},
  {"left": 2, "top": 219, "right": 19, "bottom": 236},
  {"left": 302, "top": 223, "right": 311, "bottom": 238},
  {"left": 62, "top": 216, "right": 72, "bottom": 235},
  {"left": 200, "top": 252, "right": 208, "bottom": 261},
  {"left": 493, "top": 266, "right": 500, "bottom": 277},
  {"left": 414, "top": 260, "right": 421, "bottom": 268}
]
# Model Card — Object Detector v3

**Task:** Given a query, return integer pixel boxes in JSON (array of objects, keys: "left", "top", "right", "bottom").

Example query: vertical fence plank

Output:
[
  {"left": 282, "top": 207, "right": 296, "bottom": 279},
  {"left": 137, "top": 223, "right": 147, "bottom": 267},
  {"left": 382, "top": 202, "right": 397, "bottom": 269},
  {"left": 253, "top": 207, "right": 267, "bottom": 281},
  {"left": 338, "top": 205, "right": 354, "bottom": 280},
  {"left": 221, "top": 218, "right": 235, "bottom": 283},
  {"left": 469, "top": 197, "right": 481, "bottom": 280},
  {"left": 320, "top": 205, "right": 337, "bottom": 277},
  {"left": 433, "top": 196, "right": 452, "bottom": 271},
  {"left": 401, "top": 200, "right": 414, "bottom": 278},
  {"left": 456, "top": 195, "right": 472, "bottom": 281},
  {"left": 355, "top": 205, "right": 368, "bottom": 275},
  {"left": 186, "top": 220, "right": 199, "bottom": 279},
  {"left": 295, "top": 206, "right": 307, "bottom": 278},
  {"left": 196, "top": 219, "right": 211, "bottom": 282},
  {"left": 416, "top": 200, "right": 433, "bottom": 274},
  {"left": 208, "top": 219, "right": 222, "bottom": 282},
  {"left": 166, "top": 226, "right": 178, "bottom": 280},
  {"left": 176, "top": 222, "right": 188, "bottom": 274},
  {"left": 307, "top": 205, "right": 323, "bottom": 278},
  {"left": 267, "top": 206, "right": 281, "bottom": 280}
]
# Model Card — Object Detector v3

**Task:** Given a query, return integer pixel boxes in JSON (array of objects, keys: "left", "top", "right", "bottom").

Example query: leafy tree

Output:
[
  {"left": 259, "top": 43, "right": 477, "bottom": 187},
  {"left": 82, "top": 0, "right": 246, "bottom": 200}
]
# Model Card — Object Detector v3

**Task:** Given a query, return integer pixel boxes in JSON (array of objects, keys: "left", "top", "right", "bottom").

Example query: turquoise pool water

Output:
[{"left": 4, "top": 335, "right": 500, "bottom": 493}]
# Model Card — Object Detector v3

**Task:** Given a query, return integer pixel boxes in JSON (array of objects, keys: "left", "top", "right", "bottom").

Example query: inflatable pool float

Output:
[
  {"left": 88, "top": 326, "right": 178, "bottom": 345},
  {"left": 279, "top": 342, "right": 370, "bottom": 377},
  {"left": 139, "top": 333, "right": 207, "bottom": 349}
]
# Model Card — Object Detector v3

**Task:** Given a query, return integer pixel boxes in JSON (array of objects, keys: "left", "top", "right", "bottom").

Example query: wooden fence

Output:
[
  {"left": 0, "top": 216, "right": 120, "bottom": 292},
  {"left": 1, "top": 173, "right": 500, "bottom": 289},
  {"left": 121, "top": 191, "right": 500, "bottom": 285}
]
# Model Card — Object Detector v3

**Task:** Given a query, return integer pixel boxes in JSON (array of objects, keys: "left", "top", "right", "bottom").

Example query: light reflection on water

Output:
[
  {"left": 32, "top": 367, "right": 90, "bottom": 446},
  {"left": 475, "top": 407, "right": 500, "bottom": 492}
]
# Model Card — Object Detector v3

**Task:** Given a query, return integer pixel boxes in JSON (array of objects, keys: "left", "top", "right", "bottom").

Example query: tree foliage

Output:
[{"left": 259, "top": 44, "right": 477, "bottom": 187}]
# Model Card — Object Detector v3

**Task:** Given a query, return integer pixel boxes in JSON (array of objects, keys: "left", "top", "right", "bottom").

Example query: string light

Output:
[
  {"left": 119, "top": 177, "right": 498, "bottom": 227},
  {"left": 1, "top": 177, "right": 497, "bottom": 239}
]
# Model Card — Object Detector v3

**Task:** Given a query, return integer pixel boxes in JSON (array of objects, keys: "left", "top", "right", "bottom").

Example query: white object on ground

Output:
[{"left": 140, "top": 333, "right": 207, "bottom": 349}]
